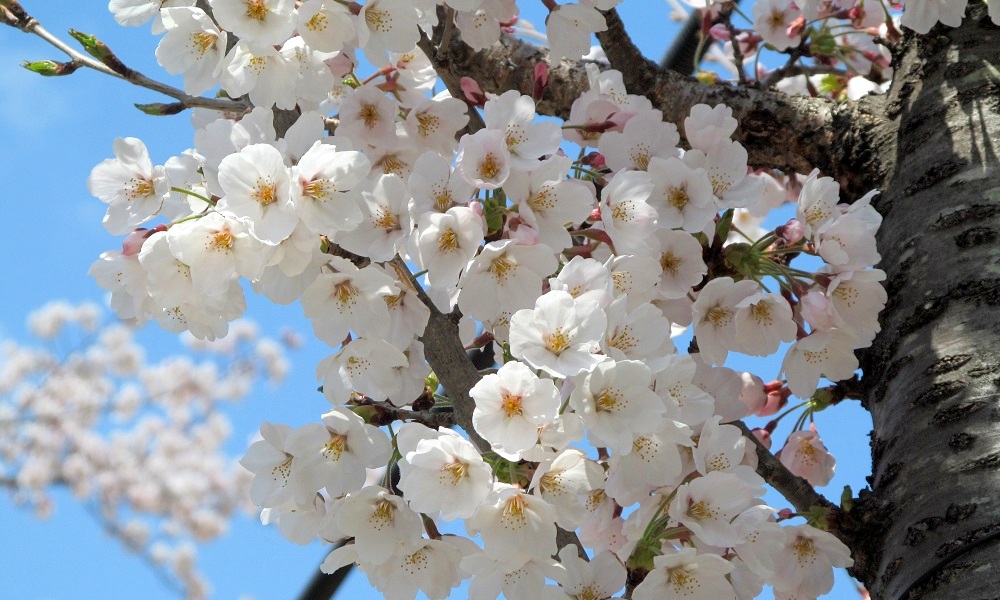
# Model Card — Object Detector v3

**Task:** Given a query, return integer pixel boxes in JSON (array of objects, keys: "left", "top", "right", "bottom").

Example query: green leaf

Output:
[{"left": 716, "top": 208, "right": 735, "bottom": 243}]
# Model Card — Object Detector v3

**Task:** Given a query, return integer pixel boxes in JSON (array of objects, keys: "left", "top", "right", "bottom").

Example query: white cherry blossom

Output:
[
  {"left": 470, "top": 361, "right": 561, "bottom": 457},
  {"left": 156, "top": 8, "right": 228, "bottom": 95},
  {"left": 569, "top": 359, "right": 665, "bottom": 455},
  {"left": 88, "top": 137, "right": 169, "bottom": 235},
  {"left": 210, "top": 0, "right": 295, "bottom": 46},
  {"left": 396, "top": 423, "right": 493, "bottom": 521},
  {"left": 509, "top": 291, "right": 607, "bottom": 378},
  {"left": 217, "top": 143, "right": 297, "bottom": 244}
]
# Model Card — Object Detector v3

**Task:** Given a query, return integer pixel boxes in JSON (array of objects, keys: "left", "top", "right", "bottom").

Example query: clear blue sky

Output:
[{"left": 0, "top": 2, "right": 870, "bottom": 599}]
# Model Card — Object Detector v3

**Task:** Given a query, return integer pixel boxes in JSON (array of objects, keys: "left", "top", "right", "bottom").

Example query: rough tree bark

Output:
[
  {"left": 853, "top": 4, "right": 1000, "bottom": 598},
  {"left": 419, "top": 3, "right": 1000, "bottom": 598}
]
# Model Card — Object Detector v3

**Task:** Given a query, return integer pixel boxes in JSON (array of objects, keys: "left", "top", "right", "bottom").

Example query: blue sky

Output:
[{"left": 0, "top": 2, "right": 870, "bottom": 599}]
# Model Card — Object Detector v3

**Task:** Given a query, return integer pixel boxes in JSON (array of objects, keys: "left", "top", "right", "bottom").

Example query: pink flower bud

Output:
[
  {"left": 800, "top": 290, "right": 836, "bottom": 331},
  {"left": 776, "top": 218, "right": 805, "bottom": 244},
  {"left": 460, "top": 77, "right": 487, "bottom": 107},
  {"left": 468, "top": 199, "right": 485, "bottom": 216},
  {"left": 752, "top": 427, "right": 772, "bottom": 450},
  {"left": 499, "top": 15, "right": 518, "bottom": 33},
  {"left": 786, "top": 16, "right": 807, "bottom": 39},
  {"left": 847, "top": 5, "right": 865, "bottom": 26},
  {"left": 756, "top": 383, "right": 791, "bottom": 417},
  {"left": 122, "top": 224, "right": 165, "bottom": 256},
  {"left": 777, "top": 507, "right": 794, "bottom": 520},
  {"left": 532, "top": 62, "right": 549, "bottom": 101},
  {"left": 709, "top": 23, "right": 731, "bottom": 41},
  {"left": 122, "top": 229, "right": 150, "bottom": 256},
  {"left": 588, "top": 207, "right": 602, "bottom": 222},
  {"left": 509, "top": 224, "right": 540, "bottom": 245},
  {"left": 607, "top": 110, "right": 636, "bottom": 132},
  {"left": 739, "top": 371, "right": 767, "bottom": 414},
  {"left": 581, "top": 151, "right": 606, "bottom": 170}
]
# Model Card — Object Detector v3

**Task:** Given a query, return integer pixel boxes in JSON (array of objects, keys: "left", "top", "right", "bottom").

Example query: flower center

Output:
[
  {"left": 126, "top": 177, "right": 155, "bottom": 200},
  {"left": 751, "top": 300, "right": 773, "bottom": 325},
  {"left": 793, "top": 536, "right": 817, "bottom": 564},
  {"left": 306, "top": 12, "right": 328, "bottom": 31},
  {"left": 271, "top": 455, "right": 292, "bottom": 484},
  {"left": 303, "top": 179, "right": 334, "bottom": 201},
  {"left": 668, "top": 187, "right": 689, "bottom": 210},
  {"left": 252, "top": 178, "right": 277, "bottom": 206},
  {"left": 544, "top": 328, "right": 570, "bottom": 353},
  {"left": 371, "top": 498, "right": 395, "bottom": 528},
  {"left": 375, "top": 153, "right": 406, "bottom": 176},
  {"left": 334, "top": 281, "right": 358, "bottom": 307},
  {"left": 687, "top": 499, "right": 718, "bottom": 521},
  {"left": 438, "top": 228, "right": 459, "bottom": 253},
  {"left": 247, "top": 56, "right": 267, "bottom": 75},
  {"left": 594, "top": 389, "right": 623, "bottom": 412},
  {"left": 439, "top": 461, "right": 468, "bottom": 485},
  {"left": 374, "top": 206, "right": 399, "bottom": 230},
  {"left": 667, "top": 567, "right": 696, "bottom": 592},
  {"left": 501, "top": 494, "right": 528, "bottom": 528},
  {"left": 500, "top": 393, "right": 523, "bottom": 417},
  {"left": 190, "top": 32, "right": 217, "bottom": 57},
  {"left": 364, "top": 7, "right": 392, "bottom": 33},
  {"left": 244, "top": 0, "right": 268, "bottom": 21},
  {"left": 489, "top": 255, "right": 516, "bottom": 281},
  {"left": 210, "top": 229, "right": 235, "bottom": 252},
  {"left": 660, "top": 252, "right": 681, "bottom": 274},
  {"left": 322, "top": 435, "right": 347, "bottom": 460},
  {"left": 359, "top": 103, "right": 380, "bottom": 130},
  {"left": 479, "top": 153, "right": 501, "bottom": 180},
  {"left": 706, "top": 306, "right": 731, "bottom": 327},
  {"left": 416, "top": 112, "right": 440, "bottom": 138}
]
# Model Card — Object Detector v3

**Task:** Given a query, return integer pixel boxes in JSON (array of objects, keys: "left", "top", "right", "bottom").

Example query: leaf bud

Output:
[{"left": 21, "top": 59, "right": 77, "bottom": 76}]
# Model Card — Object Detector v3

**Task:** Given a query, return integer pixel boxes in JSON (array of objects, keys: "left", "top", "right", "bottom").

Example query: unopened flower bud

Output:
[
  {"left": 532, "top": 62, "right": 549, "bottom": 101},
  {"left": 752, "top": 427, "right": 772, "bottom": 449},
  {"left": 468, "top": 199, "right": 484, "bottom": 216},
  {"left": 776, "top": 218, "right": 805, "bottom": 244},
  {"left": 460, "top": 77, "right": 487, "bottom": 107},
  {"left": 800, "top": 290, "right": 836, "bottom": 330},
  {"left": 757, "top": 381, "right": 791, "bottom": 416},
  {"left": 580, "top": 151, "right": 606, "bottom": 170},
  {"left": 709, "top": 23, "right": 731, "bottom": 41},
  {"left": 786, "top": 16, "right": 807, "bottom": 40},
  {"left": 121, "top": 224, "right": 165, "bottom": 256}
]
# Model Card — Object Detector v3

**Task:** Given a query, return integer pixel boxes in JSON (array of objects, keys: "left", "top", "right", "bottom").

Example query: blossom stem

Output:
[{"left": 170, "top": 186, "right": 214, "bottom": 206}]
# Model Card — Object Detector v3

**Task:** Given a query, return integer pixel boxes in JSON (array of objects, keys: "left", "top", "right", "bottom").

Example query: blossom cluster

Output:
[
  {"left": 79, "top": 0, "right": 896, "bottom": 598},
  {"left": 1, "top": 301, "right": 291, "bottom": 598}
]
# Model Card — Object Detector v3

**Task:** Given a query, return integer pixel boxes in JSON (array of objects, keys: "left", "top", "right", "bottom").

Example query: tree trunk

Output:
[{"left": 854, "top": 3, "right": 1000, "bottom": 597}]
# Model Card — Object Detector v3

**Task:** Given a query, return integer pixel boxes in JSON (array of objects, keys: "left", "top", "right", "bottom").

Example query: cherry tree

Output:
[
  {"left": 0, "top": 301, "right": 292, "bottom": 597},
  {"left": 2, "top": 0, "right": 998, "bottom": 598}
]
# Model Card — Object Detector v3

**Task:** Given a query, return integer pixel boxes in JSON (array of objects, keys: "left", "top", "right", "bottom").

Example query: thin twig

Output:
[
  {"left": 721, "top": 9, "right": 747, "bottom": 84},
  {"left": 1, "top": 3, "right": 248, "bottom": 112}
]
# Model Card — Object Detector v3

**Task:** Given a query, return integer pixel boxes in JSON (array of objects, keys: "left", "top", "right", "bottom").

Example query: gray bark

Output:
[{"left": 852, "top": 4, "right": 1000, "bottom": 598}]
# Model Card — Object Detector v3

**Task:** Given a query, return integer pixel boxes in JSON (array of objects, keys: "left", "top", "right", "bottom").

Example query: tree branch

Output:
[
  {"left": 424, "top": 8, "right": 886, "bottom": 191},
  {"left": 391, "top": 258, "right": 588, "bottom": 559},
  {"left": 1, "top": 1, "right": 248, "bottom": 113},
  {"left": 392, "top": 258, "right": 491, "bottom": 452}
]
